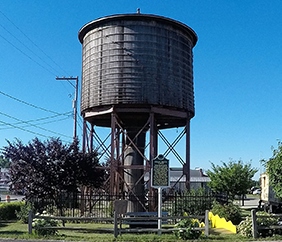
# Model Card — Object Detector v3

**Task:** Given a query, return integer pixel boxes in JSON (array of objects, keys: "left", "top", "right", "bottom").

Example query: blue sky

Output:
[{"left": 1, "top": 1, "right": 282, "bottom": 179}]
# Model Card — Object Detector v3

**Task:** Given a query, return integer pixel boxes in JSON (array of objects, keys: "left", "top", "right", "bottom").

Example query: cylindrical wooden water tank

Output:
[{"left": 78, "top": 13, "right": 197, "bottom": 127}]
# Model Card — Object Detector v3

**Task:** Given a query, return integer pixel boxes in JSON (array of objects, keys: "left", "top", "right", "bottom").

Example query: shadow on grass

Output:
[
  {"left": 0, "top": 230, "right": 25, "bottom": 235},
  {"left": 209, "top": 228, "right": 221, "bottom": 235},
  {"left": 0, "top": 221, "right": 18, "bottom": 229},
  {"left": 209, "top": 228, "right": 236, "bottom": 236}
]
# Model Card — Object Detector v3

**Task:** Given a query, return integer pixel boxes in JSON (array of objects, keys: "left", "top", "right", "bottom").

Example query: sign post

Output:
[{"left": 151, "top": 154, "right": 170, "bottom": 235}]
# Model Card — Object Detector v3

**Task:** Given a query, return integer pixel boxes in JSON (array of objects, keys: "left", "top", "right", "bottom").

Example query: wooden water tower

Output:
[{"left": 78, "top": 13, "right": 197, "bottom": 212}]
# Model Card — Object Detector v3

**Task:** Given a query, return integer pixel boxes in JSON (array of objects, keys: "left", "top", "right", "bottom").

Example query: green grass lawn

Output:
[
  {"left": 247, "top": 194, "right": 260, "bottom": 198},
  {"left": 0, "top": 221, "right": 282, "bottom": 242},
  {"left": 240, "top": 207, "right": 253, "bottom": 218}
]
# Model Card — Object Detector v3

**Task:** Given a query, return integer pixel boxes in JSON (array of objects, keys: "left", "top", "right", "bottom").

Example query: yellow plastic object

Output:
[{"left": 208, "top": 211, "right": 236, "bottom": 233}]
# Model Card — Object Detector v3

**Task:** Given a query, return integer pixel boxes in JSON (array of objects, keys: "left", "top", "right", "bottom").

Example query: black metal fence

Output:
[{"left": 29, "top": 191, "right": 227, "bottom": 219}]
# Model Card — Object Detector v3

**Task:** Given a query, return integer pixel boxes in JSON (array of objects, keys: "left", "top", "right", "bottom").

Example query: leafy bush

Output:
[
  {"left": 0, "top": 201, "right": 23, "bottom": 220},
  {"left": 174, "top": 218, "right": 202, "bottom": 240},
  {"left": 108, "top": 201, "right": 114, "bottom": 217},
  {"left": 15, "top": 202, "right": 34, "bottom": 223},
  {"left": 211, "top": 201, "right": 242, "bottom": 225},
  {"left": 32, "top": 211, "right": 60, "bottom": 236},
  {"left": 237, "top": 216, "right": 252, "bottom": 237},
  {"left": 237, "top": 211, "right": 281, "bottom": 238}
]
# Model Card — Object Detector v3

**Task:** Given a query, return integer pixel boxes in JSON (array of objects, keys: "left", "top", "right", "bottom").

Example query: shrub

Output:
[
  {"left": 237, "top": 216, "right": 252, "bottom": 237},
  {"left": 108, "top": 201, "right": 114, "bottom": 217},
  {"left": 15, "top": 202, "right": 34, "bottom": 223},
  {"left": 0, "top": 201, "right": 23, "bottom": 220},
  {"left": 32, "top": 211, "right": 60, "bottom": 236},
  {"left": 174, "top": 218, "right": 202, "bottom": 240},
  {"left": 257, "top": 211, "right": 280, "bottom": 237},
  {"left": 211, "top": 201, "right": 242, "bottom": 225},
  {"left": 237, "top": 211, "right": 281, "bottom": 238}
]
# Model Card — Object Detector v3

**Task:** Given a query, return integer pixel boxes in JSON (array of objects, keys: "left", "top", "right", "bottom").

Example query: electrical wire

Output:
[
  {"left": 0, "top": 23, "right": 62, "bottom": 76},
  {"left": 0, "top": 120, "right": 70, "bottom": 143},
  {"left": 0, "top": 111, "right": 73, "bottom": 139},
  {"left": 0, "top": 117, "right": 71, "bottom": 131},
  {"left": 0, "top": 111, "right": 72, "bottom": 127},
  {"left": 0, "top": 90, "right": 70, "bottom": 115},
  {"left": 0, "top": 10, "right": 69, "bottom": 76},
  {"left": 0, "top": 10, "right": 82, "bottom": 140},
  {"left": 0, "top": 113, "right": 72, "bottom": 130},
  {"left": 0, "top": 33, "right": 57, "bottom": 76},
  {"left": 0, "top": 10, "right": 75, "bottom": 95},
  {"left": 0, "top": 9, "right": 76, "bottom": 93}
]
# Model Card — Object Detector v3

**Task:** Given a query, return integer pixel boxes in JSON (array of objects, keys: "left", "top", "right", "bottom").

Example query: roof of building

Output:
[{"left": 145, "top": 167, "right": 211, "bottom": 183}]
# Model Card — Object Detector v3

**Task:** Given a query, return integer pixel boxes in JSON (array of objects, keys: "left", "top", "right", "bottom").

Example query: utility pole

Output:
[{"left": 56, "top": 76, "right": 78, "bottom": 140}]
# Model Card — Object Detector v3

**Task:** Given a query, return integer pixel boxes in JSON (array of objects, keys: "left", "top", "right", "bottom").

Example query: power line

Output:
[
  {"left": 0, "top": 10, "right": 82, "bottom": 140},
  {"left": 0, "top": 10, "right": 75, "bottom": 93},
  {"left": 0, "top": 23, "right": 62, "bottom": 76},
  {"left": 56, "top": 76, "right": 78, "bottom": 139},
  {"left": 0, "top": 90, "right": 70, "bottom": 115},
  {"left": 0, "top": 10, "right": 69, "bottom": 76},
  {"left": 0, "top": 111, "right": 73, "bottom": 139},
  {"left": 0, "top": 111, "right": 72, "bottom": 127},
  {"left": 0, "top": 120, "right": 70, "bottom": 143},
  {"left": 0, "top": 33, "right": 57, "bottom": 76},
  {"left": 0, "top": 116, "right": 71, "bottom": 131},
  {"left": 0, "top": 11, "right": 76, "bottom": 103},
  {"left": 0, "top": 111, "right": 72, "bottom": 130}
]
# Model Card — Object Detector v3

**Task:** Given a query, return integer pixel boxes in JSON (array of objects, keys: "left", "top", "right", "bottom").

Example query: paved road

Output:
[
  {"left": 234, "top": 195, "right": 260, "bottom": 209},
  {"left": 0, "top": 194, "right": 25, "bottom": 202}
]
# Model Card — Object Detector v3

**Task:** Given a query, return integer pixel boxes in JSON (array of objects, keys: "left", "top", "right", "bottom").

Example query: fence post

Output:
[
  {"left": 251, "top": 209, "right": 258, "bottom": 239},
  {"left": 28, "top": 210, "right": 33, "bottom": 234},
  {"left": 174, "top": 192, "right": 177, "bottom": 223},
  {"left": 204, "top": 210, "right": 209, "bottom": 236},
  {"left": 114, "top": 211, "right": 118, "bottom": 238}
]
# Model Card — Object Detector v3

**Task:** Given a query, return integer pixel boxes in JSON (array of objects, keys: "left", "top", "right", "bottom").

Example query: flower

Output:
[{"left": 32, "top": 212, "right": 60, "bottom": 236}]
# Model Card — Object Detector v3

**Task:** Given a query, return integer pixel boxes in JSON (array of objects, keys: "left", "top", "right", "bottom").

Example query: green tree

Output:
[
  {"left": 266, "top": 142, "right": 282, "bottom": 199},
  {"left": 207, "top": 160, "right": 258, "bottom": 200}
]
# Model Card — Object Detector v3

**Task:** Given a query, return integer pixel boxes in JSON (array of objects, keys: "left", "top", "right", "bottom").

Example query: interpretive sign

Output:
[{"left": 151, "top": 154, "right": 170, "bottom": 188}]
